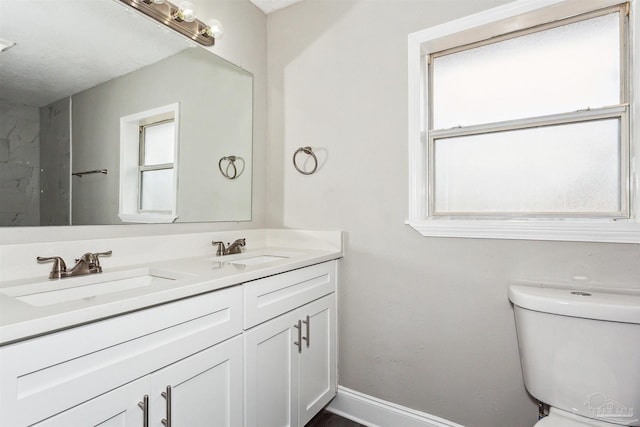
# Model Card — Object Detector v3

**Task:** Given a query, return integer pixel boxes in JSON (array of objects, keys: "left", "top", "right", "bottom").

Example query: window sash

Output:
[
  {"left": 138, "top": 119, "right": 175, "bottom": 213},
  {"left": 425, "top": 4, "right": 629, "bottom": 220},
  {"left": 427, "top": 106, "right": 630, "bottom": 218},
  {"left": 427, "top": 4, "right": 628, "bottom": 129},
  {"left": 139, "top": 119, "right": 175, "bottom": 167}
]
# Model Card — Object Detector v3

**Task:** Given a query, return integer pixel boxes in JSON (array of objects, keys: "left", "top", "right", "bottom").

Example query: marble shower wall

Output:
[
  {"left": 0, "top": 99, "right": 40, "bottom": 226},
  {"left": 40, "top": 98, "right": 70, "bottom": 226}
]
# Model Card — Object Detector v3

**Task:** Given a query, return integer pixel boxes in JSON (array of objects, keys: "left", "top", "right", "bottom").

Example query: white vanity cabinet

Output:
[
  {"left": 0, "top": 258, "right": 340, "bottom": 427},
  {"left": 32, "top": 378, "right": 150, "bottom": 426},
  {"left": 0, "top": 285, "right": 243, "bottom": 427},
  {"left": 33, "top": 336, "right": 243, "bottom": 427},
  {"left": 148, "top": 335, "right": 243, "bottom": 427},
  {"left": 243, "top": 261, "right": 337, "bottom": 427}
]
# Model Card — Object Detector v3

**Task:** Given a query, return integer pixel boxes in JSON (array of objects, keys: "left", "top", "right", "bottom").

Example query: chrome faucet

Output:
[
  {"left": 211, "top": 238, "right": 246, "bottom": 256},
  {"left": 37, "top": 251, "right": 112, "bottom": 279}
]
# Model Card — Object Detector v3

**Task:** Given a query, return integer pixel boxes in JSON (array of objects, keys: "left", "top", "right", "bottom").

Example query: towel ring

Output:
[
  {"left": 293, "top": 147, "right": 318, "bottom": 175},
  {"left": 219, "top": 156, "right": 238, "bottom": 179}
]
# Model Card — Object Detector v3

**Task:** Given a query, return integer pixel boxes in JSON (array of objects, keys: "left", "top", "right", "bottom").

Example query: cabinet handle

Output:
[
  {"left": 302, "top": 315, "right": 310, "bottom": 348},
  {"left": 161, "top": 386, "right": 172, "bottom": 427},
  {"left": 137, "top": 395, "right": 149, "bottom": 427},
  {"left": 293, "top": 320, "right": 302, "bottom": 353}
]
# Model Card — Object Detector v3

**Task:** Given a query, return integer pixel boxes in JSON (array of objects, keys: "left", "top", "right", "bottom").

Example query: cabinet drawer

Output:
[
  {"left": 243, "top": 261, "right": 335, "bottom": 329},
  {"left": 0, "top": 285, "right": 242, "bottom": 427}
]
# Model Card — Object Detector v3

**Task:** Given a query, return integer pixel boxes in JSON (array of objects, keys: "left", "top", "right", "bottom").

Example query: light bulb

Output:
[
  {"left": 176, "top": 1, "right": 196, "bottom": 22},
  {"left": 204, "top": 19, "right": 224, "bottom": 39}
]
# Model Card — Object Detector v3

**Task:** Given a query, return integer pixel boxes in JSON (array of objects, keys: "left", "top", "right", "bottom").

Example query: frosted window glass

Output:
[
  {"left": 140, "top": 169, "right": 174, "bottom": 211},
  {"left": 143, "top": 121, "right": 175, "bottom": 165},
  {"left": 432, "top": 13, "right": 620, "bottom": 129},
  {"left": 433, "top": 119, "right": 621, "bottom": 214}
]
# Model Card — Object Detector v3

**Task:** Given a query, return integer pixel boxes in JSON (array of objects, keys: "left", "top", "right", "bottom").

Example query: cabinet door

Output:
[
  {"left": 244, "top": 310, "right": 300, "bottom": 427},
  {"left": 150, "top": 335, "right": 243, "bottom": 427},
  {"left": 33, "top": 377, "right": 149, "bottom": 427},
  {"left": 298, "top": 294, "right": 337, "bottom": 427}
]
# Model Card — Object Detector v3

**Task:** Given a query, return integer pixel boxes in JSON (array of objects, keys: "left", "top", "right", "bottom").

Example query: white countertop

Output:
[{"left": 0, "top": 245, "right": 342, "bottom": 346}]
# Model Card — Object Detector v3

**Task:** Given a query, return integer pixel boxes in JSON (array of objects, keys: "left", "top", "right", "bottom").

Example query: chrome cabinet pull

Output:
[
  {"left": 293, "top": 320, "right": 302, "bottom": 353},
  {"left": 161, "top": 386, "right": 172, "bottom": 427},
  {"left": 137, "top": 395, "right": 149, "bottom": 427},
  {"left": 302, "top": 315, "right": 310, "bottom": 348}
]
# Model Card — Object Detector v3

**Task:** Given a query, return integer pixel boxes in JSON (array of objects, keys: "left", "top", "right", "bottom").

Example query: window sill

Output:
[
  {"left": 119, "top": 213, "right": 178, "bottom": 224},
  {"left": 405, "top": 219, "right": 640, "bottom": 244}
]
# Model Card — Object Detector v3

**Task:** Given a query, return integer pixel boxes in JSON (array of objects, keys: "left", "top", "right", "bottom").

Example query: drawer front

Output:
[
  {"left": 244, "top": 261, "right": 336, "bottom": 329},
  {"left": 0, "top": 285, "right": 242, "bottom": 427}
]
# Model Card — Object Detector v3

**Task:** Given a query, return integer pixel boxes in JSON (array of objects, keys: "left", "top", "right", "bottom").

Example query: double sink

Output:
[{"left": 0, "top": 254, "right": 289, "bottom": 308}]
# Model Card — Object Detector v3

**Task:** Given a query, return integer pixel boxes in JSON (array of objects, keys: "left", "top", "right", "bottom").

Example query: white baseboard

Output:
[{"left": 326, "top": 386, "right": 465, "bottom": 427}]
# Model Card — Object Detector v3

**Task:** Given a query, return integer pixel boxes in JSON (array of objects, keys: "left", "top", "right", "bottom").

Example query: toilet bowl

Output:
[{"left": 509, "top": 285, "right": 640, "bottom": 427}]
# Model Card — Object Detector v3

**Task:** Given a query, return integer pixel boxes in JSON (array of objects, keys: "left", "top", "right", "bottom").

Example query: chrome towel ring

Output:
[
  {"left": 219, "top": 155, "right": 241, "bottom": 180},
  {"left": 293, "top": 146, "right": 318, "bottom": 175}
]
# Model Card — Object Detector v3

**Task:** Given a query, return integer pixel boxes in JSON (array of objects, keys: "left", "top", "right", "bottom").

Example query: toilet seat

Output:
[{"left": 535, "top": 408, "right": 626, "bottom": 427}]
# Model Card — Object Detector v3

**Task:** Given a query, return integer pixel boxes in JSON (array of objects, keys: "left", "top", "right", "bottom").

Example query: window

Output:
[
  {"left": 119, "top": 104, "right": 179, "bottom": 223},
  {"left": 138, "top": 119, "right": 175, "bottom": 213},
  {"left": 407, "top": 0, "right": 640, "bottom": 243}
]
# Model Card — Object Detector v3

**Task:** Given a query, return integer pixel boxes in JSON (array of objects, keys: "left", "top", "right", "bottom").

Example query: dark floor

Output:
[{"left": 305, "top": 410, "right": 367, "bottom": 427}]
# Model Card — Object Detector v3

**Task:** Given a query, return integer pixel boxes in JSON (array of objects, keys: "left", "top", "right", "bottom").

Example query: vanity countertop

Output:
[{"left": 0, "top": 246, "right": 341, "bottom": 346}]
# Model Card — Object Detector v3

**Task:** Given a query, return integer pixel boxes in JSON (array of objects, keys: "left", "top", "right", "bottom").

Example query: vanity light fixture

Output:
[{"left": 118, "top": 0, "right": 222, "bottom": 46}]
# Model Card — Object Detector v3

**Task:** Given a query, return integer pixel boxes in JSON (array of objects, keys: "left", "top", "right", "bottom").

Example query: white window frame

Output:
[
  {"left": 407, "top": 0, "right": 640, "bottom": 243},
  {"left": 119, "top": 103, "right": 179, "bottom": 224}
]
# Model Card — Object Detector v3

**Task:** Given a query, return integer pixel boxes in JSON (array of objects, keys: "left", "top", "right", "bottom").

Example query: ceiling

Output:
[
  {"left": 248, "top": 0, "right": 305, "bottom": 14},
  {"left": 0, "top": 0, "right": 302, "bottom": 107},
  {"left": 0, "top": 0, "right": 191, "bottom": 107}
]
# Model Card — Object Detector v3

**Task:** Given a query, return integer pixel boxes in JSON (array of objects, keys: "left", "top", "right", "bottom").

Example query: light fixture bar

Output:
[{"left": 118, "top": 0, "right": 215, "bottom": 46}]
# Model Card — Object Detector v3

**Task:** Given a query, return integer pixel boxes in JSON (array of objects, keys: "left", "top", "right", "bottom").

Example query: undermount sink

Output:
[
  {"left": 225, "top": 255, "right": 289, "bottom": 266},
  {"left": 0, "top": 268, "right": 188, "bottom": 307}
]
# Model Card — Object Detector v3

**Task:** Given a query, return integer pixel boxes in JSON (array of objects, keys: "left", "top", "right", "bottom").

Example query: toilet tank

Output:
[{"left": 509, "top": 285, "right": 640, "bottom": 426}]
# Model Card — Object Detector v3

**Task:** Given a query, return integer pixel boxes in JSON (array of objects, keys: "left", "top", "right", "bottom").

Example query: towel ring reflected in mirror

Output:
[
  {"left": 293, "top": 146, "right": 318, "bottom": 175},
  {"left": 218, "top": 156, "right": 245, "bottom": 180}
]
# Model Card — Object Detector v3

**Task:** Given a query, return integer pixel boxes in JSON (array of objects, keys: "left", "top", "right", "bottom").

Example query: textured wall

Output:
[
  {"left": 0, "top": 99, "right": 40, "bottom": 226},
  {"left": 265, "top": 1, "right": 640, "bottom": 426}
]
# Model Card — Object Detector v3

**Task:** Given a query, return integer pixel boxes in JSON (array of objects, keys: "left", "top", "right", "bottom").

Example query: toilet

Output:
[{"left": 509, "top": 285, "right": 640, "bottom": 426}]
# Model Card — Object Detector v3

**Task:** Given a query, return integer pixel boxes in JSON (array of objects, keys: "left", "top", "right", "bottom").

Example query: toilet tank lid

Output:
[{"left": 509, "top": 285, "right": 640, "bottom": 324}]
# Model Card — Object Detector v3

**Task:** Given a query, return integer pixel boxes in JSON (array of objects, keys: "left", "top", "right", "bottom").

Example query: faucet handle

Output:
[
  {"left": 93, "top": 251, "right": 112, "bottom": 261},
  {"left": 92, "top": 251, "right": 112, "bottom": 270},
  {"left": 37, "top": 256, "right": 68, "bottom": 279},
  {"left": 211, "top": 241, "right": 226, "bottom": 256},
  {"left": 75, "top": 251, "right": 112, "bottom": 273},
  {"left": 88, "top": 251, "right": 112, "bottom": 272}
]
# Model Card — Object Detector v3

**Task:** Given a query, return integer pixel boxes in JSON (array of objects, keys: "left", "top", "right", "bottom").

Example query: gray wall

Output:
[
  {"left": 39, "top": 98, "right": 70, "bottom": 226},
  {"left": 0, "top": 99, "right": 40, "bottom": 226},
  {"left": 265, "top": 1, "right": 640, "bottom": 427},
  {"left": 72, "top": 48, "right": 252, "bottom": 225}
]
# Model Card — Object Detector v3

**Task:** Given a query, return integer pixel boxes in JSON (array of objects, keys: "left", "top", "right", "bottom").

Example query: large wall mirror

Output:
[{"left": 0, "top": 0, "right": 253, "bottom": 227}]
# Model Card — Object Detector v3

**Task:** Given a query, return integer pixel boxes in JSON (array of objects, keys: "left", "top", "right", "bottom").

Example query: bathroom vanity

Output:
[{"left": 0, "top": 229, "right": 342, "bottom": 427}]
